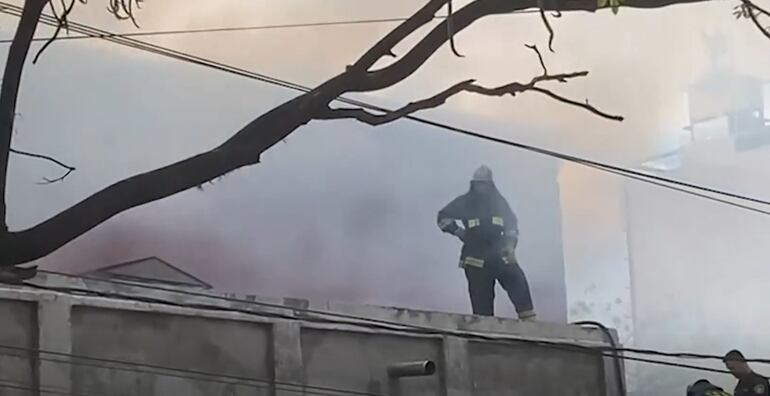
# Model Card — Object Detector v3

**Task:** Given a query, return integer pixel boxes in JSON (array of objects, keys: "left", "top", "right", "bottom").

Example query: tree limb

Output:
[
  {"left": 0, "top": 0, "right": 711, "bottom": 266},
  {"left": 539, "top": 7, "right": 556, "bottom": 52},
  {"left": 33, "top": 0, "right": 78, "bottom": 64},
  {"left": 10, "top": 147, "right": 76, "bottom": 184},
  {"left": 319, "top": 79, "right": 476, "bottom": 125},
  {"left": 350, "top": 0, "right": 448, "bottom": 71},
  {"left": 0, "top": 0, "right": 47, "bottom": 232},
  {"left": 320, "top": 68, "right": 622, "bottom": 125},
  {"left": 739, "top": 0, "right": 770, "bottom": 40},
  {"left": 0, "top": 93, "right": 327, "bottom": 266},
  {"left": 529, "top": 87, "right": 624, "bottom": 121},
  {"left": 345, "top": 0, "right": 709, "bottom": 93}
]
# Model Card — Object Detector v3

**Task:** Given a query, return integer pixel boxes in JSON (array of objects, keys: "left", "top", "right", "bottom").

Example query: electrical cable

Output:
[
  {"left": 573, "top": 320, "right": 627, "bottom": 396},
  {"left": 0, "top": 3, "right": 761, "bottom": 382},
  {"left": 0, "top": 376, "right": 125, "bottom": 396},
  {"left": 28, "top": 272, "right": 758, "bottom": 371},
  {"left": 0, "top": 338, "right": 382, "bottom": 396},
  {"left": 0, "top": 364, "right": 357, "bottom": 396},
  {"left": 0, "top": 379, "right": 73, "bottom": 396},
  {"left": 1, "top": 2, "right": 769, "bottom": 216},
  {"left": 0, "top": 16, "right": 454, "bottom": 44}
]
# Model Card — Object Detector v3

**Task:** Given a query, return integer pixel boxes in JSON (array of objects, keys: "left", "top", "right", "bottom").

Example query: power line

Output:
[
  {"left": 19, "top": 283, "right": 385, "bottom": 396},
  {"left": 2, "top": 2, "right": 768, "bottom": 217},
  {"left": 13, "top": 278, "right": 735, "bottom": 381},
  {"left": 0, "top": 5, "right": 753, "bottom": 384},
  {"left": 28, "top": 272, "right": 761, "bottom": 371},
  {"left": 0, "top": 16, "right": 451, "bottom": 44},
  {"left": 591, "top": 163, "right": 770, "bottom": 216},
  {"left": 0, "top": 310, "right": 382, "bottom": 396}
]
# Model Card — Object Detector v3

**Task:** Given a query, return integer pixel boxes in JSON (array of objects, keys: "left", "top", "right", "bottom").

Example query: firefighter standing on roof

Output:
[{"left": 436, "top": 165, "right": 536, "bottom": 320}]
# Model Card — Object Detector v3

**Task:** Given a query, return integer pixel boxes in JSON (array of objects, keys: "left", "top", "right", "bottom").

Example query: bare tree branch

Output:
[
  {"left": 346, "top": 0, "right": 710, "bottom": 94},
  {"left": 33, "top": 0, "right": 77, "bottom": 63},
  {"left": 9, "top": 147, "right": 76, "bottom": 184},
  {"left": 107, "top": 0, "right": 142, "bottom": 28},
  {"left": 319, "top": 79, "right": 476, "bottom": 125},
  {"left": 321, "top": 45, "right": 622, "bottom": 126},
  {"left": 447, "top": 0, "right": 464, "bottom": 57},
  {"left": 1, "top": 93, "right": 321, "bottom": 265},
  {"left": 350, "top": 0, "right": 447, "bottom": 71},
  {"left": 738, "top": 0, "right": 770, "bottom": 39},
  {"left": 321, "top": 71, "right": 621, "bottom": 126},
  {"left": 0, "top": 0, "right": 47, "bottom": 233},
  {"left": 39, "top": 168, "right": 74, "bottom": 184},
  {"left": 539, "top": 7, "right": 556, "bottom": 52},
  {"left": 529, "top": 87, "right": 624, "bottom": 121},
  {"left": 526, "top": 44, "right": 549, "bottom": 75},
  {"left": 10, "top": 147, "right": 74, "bottom": 171},
  {"left": 0, "top": 0, "right": 711, "bottom": 266}
]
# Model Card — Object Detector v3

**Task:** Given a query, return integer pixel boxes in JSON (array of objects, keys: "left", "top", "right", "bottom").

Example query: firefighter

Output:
[
  {"left": 687, "top": 379, "right": 732, "bottom": 396},
  {"left": 724, "top": 350, "right": 770, "bottom": 396},
  {"left": 436, "top": 165, "right": 536, "bottom": 320}
]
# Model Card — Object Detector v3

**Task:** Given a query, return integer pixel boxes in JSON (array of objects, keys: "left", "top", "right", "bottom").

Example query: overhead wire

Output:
[
  {"left": 0, "top": 366, "right": 357, "bottom": 396},
  {"left": 0, "top": 1, "right": 763, "bottom": 374},
  {"left": 0, "top": 3, "right": 758, "bottom": 389},
  {"left": 0, "top": 284, "right": 728, "bottom": 386},
  {"left": 11, "top": 284, "right": 387, "bottom": 396},
  {"left": 0, "top": 2, "right": 768, "bottom": 216},
  {"left": 27, "top": 271, "right": 757, "bottom": 372},
  {"left": 0, "top": 348, "right": 381, "bottom": 396},
  {"left": 0, "top": 379, "right": 75, "bottom": 396},
  {"left": 0, "top": 16, "right": 456, "bottom": 44},
  {"left": 573, "top": 320, "right": 626, "bottom": 396}
]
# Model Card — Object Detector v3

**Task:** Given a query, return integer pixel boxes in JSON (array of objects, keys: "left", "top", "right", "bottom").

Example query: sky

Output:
[{"left": 4, "top": 1, "right": 770, "bottom": 393}]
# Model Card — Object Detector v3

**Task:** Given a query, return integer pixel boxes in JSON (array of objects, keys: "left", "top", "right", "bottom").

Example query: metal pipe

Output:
[{"left": 386, "top": 360, "right": 436, "bottom": 378}]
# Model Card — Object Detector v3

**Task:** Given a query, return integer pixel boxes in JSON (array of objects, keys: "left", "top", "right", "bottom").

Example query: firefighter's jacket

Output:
[
  {"left": 437, "top": 184, "right": 518, "bottom": 268},
  {"left": 688, "top": 380, "right": 732, "bottom": 396}
]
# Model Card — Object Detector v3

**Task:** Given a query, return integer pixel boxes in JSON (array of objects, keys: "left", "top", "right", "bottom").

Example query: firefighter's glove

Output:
[
  {"left": 453, "top": 228, "right": 466, "bottom": 242},
  {"left": 501, "top": 240, "right": 517, "bottom": 264}
]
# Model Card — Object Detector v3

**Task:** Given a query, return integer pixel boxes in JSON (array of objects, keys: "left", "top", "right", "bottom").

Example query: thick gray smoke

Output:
[
  {"left": 6, "top": 26, "right": 569, "bottom": 321},
  {"left": 6, "top": 1, "right": 770, "bottom": 394}
]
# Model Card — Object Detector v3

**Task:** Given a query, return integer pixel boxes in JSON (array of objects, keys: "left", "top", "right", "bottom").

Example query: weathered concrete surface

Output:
[
  {"left": 0, "top": 299, "right": 35, "bottom": 396},
  {"left": 0, "top": 273, "right": 622, "bottom": 396},
  {"left": 71, "top": 306, "right": 272, "bottom": 396},
  {"left": 468, "top": 340, "right": 604, "bottom": 396},
  {"left": 302, "top": 329, "right": 443, "bottom": 396}
]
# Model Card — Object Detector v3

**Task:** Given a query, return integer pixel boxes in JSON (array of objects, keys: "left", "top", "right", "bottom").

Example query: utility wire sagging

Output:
[
  {"left": 0, "top": 1, "right": 767, "bottom": 217},
  {"left": 27, "top": 270, "right": 762, "bottom": 374}
]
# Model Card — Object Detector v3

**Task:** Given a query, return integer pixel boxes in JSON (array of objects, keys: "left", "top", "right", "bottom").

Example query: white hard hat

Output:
[{"left": 472, "top": 165, "right": 493, "bottom": 182}]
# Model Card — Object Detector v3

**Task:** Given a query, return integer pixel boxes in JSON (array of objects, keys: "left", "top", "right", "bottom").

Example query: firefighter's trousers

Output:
[{"left": 464, "top": 258, "right": 534, "bottom": 318}]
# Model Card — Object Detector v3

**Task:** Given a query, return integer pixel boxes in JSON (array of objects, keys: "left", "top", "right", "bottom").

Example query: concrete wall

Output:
[{"left": 0, "top": 273, "right": 621, "bottom": 396}]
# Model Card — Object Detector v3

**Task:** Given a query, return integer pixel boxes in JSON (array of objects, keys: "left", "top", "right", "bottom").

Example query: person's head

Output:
[
  {"left": 724, "top": 350, "right": 752, "bottom": 378},
  {"left": 687, "top": 379, "right": 720, "bottom": 396},
  {"left": 470, "top": 165, "right": 495, "bottom": 194}
]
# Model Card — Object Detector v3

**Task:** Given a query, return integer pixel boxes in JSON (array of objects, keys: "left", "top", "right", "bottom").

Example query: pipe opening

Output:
[{"left": 387, "top": 360, "right": 437, "bottom": 378}]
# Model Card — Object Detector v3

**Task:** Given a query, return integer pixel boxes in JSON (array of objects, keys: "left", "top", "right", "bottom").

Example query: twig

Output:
[
  {"left": 320, "top": 69, "right": 621, "bottom": 125},
  {"left": 33, "top": 0, "right": 76, "bottom": 63},
  {"left": 741, "top": 0, "right": 770, "bottom": 39},
  {"left": 319, "top": 79, "right": 477, "bottom": 125},
  {"left": 107, "top": 0, "right": 142, "bottom": 27},
  {"left": 539, "top": 7, "right": 556, "bottom": 52},
  {"left": 530, "top": 87, "right": 624, "bottom": 121},
  {"left": 39, "top": 167, "right": 74, "bottom": 184},
  {"left": 351, "top": 0, "right": 447, "bottom": 71},
  {"left": 322, "top": 45, "right": 622, "bottom": 124},
  {"left": 447, "top": 0, "right": 464, "bottom": 57},
  {"left": 526, "top": 44, "right": 548, "bottom": 75},
  {"left": 10, "top": 147, "right": 76, "bottom": 184}
]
